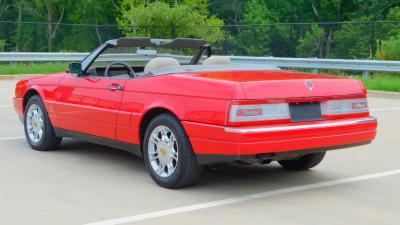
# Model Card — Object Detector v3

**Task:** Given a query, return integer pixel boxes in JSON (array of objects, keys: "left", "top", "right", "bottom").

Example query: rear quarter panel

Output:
[{"left": 118, "top": 74, "right": 242, "bottom": 144}]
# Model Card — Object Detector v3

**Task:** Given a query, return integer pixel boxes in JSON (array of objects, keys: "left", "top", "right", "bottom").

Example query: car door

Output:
[{"left": 55, "top": 73, "right": 126, "bottom": 140}]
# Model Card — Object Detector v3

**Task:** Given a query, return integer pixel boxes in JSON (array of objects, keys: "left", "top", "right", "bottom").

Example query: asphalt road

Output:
[{"left": 0, "top": 79, "right": 399, "bottom": 225}]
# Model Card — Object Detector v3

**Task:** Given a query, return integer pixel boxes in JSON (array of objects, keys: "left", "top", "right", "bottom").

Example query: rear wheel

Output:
[
  {"left": 278, "top": 152, "right": 326, "bottom": 170},
  {"left": 24, "top": 95, "right": 62, "bottom": 151},
  {"left": 143, "top": 113, "right": 202, "bottom": 188}
]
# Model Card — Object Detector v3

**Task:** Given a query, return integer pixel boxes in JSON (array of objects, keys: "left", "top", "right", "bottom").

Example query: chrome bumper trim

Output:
[{"left": 224, "top": 117, "right": 377, "bottom": 134}]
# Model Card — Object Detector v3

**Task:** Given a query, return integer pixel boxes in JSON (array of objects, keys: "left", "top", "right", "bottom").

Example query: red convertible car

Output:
[{"left": 13, "top": 38, "right": 377, "bottom": 188}]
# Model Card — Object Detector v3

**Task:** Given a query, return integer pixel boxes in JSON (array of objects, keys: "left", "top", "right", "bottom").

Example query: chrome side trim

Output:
[{"left": 224, "top": 117, "right": 377, "bottom": 134}]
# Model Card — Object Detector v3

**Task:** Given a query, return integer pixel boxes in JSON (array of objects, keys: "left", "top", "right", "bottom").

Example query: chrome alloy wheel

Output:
[
  {"left": 26, "top": 104, "right": 44, "bottom": 143},
  {"left": 148, "top": 125, "right": 179, "bottom": 178}
]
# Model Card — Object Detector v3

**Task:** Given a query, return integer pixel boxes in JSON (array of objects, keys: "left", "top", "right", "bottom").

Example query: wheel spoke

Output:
[
  {"left": 149, "top": 152, "right": 159, "bottom": 161},
  {"left": 165, "top": 163, "right": 172, "bottom": 175},
  {"left": 26, "top": 104, "right": 44, "bottom": 143},
  {"left": 33, "top": 130, "right": 39, "bottom": 140},
  {"left": 157, "top": 163, "right": 164, "bottom": 175},
  {"left": 38, "top": 129, "right": 43, "bottom": 139},
  {"left": 147, "top": 125, "right": 179, "bottom": 178},
  {"left": 170, "top": 153, "right": 178, "bottom": 160},
  {"left": 161, "top": 127, "right": 166, "bottom": 136},
  {"left": 151, "top": 133, "right": 159, "bottom": 143}
]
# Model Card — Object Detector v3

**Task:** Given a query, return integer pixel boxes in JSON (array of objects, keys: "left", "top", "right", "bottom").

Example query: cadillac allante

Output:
[{"left": 13, "top": 38, "right": 377, "bottom": 188}]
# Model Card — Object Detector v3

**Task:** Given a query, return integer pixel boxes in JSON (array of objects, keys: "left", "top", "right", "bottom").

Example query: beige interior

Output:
[
  {"left": 144, "top": 57, "right": 181, "bottom": 73},
  {"left": 202, "top": 56, "right": 231, "bottom": 65}
]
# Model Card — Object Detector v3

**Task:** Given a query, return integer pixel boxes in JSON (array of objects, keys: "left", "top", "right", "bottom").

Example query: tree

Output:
[
  {"left": 208, "top": 0, "right": 244, "bottom": 25},
  {"left": 0, "top": 0, "right": 11, "bottom": 19},
  {"left": 23, "top": 0, "right": 66, "bottom": 51},
  {"left": 331, "top": 18, "right": 372, "bottom": 59},
  {"left": 376, "top": 35, "right": 400, "bottom": 60},
  {"left": 0, "top": 39, "right": 4, "bottom": 51},
  {"left": 233, "top": 0, "right": 281, "bottom": 56},
  {"left": 15, "top": 0, "right": 22, "bottom": 51},
  {"left": 60, "top": 0, "right": 122, "bottom": 51},
  {"left": 117, "top": 1, "right": 224, "bottom": 43},
  {"left": 296, "top": 25, "right": 325, "bottom": 57},
  {"left": 352, "top": 0, "right": 400, "bottom": 56},
  {"left": 380, "top": 6, "right": 400, "bottom": 37},
  {"left": 0, "top": 0, "right": 11, "bottom": 51},
  {"left": 2, "top": 0, "right": 400, "bottom": 57}
]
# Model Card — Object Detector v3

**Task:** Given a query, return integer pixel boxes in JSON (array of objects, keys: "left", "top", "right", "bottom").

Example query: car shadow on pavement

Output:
[
  {"left": 53, "top": 138, "right": 335, "bottom": 192},
  {"left": 55, "top": 138, "right": 146, "bottom": 171},
  {"left": 198, "top": 163, "right": 328, "bottom": 189}
]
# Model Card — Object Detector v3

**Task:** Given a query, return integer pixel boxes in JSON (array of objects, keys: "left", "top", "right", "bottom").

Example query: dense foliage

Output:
[
  {"left": 0, "top": 0, "right": 400, "bottom": 59},
  {"left": 117, "top": 0, "right": 224, "bottom": 43}
]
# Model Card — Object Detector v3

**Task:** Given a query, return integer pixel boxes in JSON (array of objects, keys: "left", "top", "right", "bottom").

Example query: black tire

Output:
[
  {"left": 24, "top": 95, "right": 62, "bottom": 151},
  {"left": 143, "top": 113, "right": 202, "bottom": 188},
  {"left": 278, "top": 152, "right": 326, "bottom": 170}
]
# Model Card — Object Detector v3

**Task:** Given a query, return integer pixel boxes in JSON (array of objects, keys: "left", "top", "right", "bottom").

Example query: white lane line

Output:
[
  {"left": 85, "top": 169, "right": 400, "bottom": 225},
  {"left": 371, "top": 106, "right": 400, "bottom": 111},
  {"left": 0, "top": 136, "right": 25, "bottom": 141}
]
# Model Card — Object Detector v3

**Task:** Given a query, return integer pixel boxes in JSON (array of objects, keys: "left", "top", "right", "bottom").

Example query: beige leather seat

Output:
[
  {"left": 202, "top": 56, "right": 231, "bottom": 65},
  {"left": 144, "top": 57, "right": 180, "bottom": 73}
]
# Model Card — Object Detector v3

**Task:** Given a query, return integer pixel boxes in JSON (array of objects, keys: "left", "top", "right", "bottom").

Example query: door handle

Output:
[{"left": 108, "top": 84, "right": 123, "bottom": 91}]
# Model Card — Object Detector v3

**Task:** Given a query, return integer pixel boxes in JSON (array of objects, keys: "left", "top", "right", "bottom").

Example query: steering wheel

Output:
[{"left": 104, "top": 62, "right": 135, "bottom": 78}]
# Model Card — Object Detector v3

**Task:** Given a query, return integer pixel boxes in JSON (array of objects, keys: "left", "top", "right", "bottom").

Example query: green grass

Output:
[
  {"left": 0, "top": 63, "right": 68, "bottom": 75},
  {"left": 324, "top": 72, "right": 400, "bottom": 92},
  {"left": 352, "top": 73, "right": 400, "bottom": 92}
]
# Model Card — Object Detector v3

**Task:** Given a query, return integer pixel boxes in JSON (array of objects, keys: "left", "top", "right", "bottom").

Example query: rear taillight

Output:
[
  {"left": 228, "top": 101, "right": 290, "bottom": 126},
  {"left": 227, "top": 97, "right": 369, "bottom": 126},
  {"left": 321, "top": 98, "right": 369, "bottom": 118}
]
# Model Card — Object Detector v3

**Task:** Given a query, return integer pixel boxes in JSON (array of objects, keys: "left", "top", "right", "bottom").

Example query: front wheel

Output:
[
  {"left": 278, "top": 152, "right": 326, "bottom": 170},
  {"left": 24, "top": 95, "right": 62, "bottom": 151},
  {"left": 143, "top": 113, "right": 202, "bottom": 189}
]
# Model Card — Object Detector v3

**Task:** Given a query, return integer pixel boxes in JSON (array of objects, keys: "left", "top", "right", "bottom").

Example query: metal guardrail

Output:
[
  {"left": 0, "top": 52, "right": 193, "bottom": 63},
  {"left": 0, "top": 52, "right": 89, "bottom": 62},
  {"left": 230, "top": 56, "right": 400, "bottom": 73},
  {"left": 1, "top": 52, "right": 400, "bottom": 73}
]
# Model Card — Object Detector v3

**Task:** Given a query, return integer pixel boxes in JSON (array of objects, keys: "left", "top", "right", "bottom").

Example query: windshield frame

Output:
[{"left": 79, "top": 38, "right": 210, "bottom": 76}]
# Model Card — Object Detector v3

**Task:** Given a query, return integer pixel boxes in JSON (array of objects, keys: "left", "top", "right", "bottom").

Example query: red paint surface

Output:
[
  {"left": 13, "top": 69, "right": 377, "bottom": 156},
  {"left": 183, "top": 117, "right": 377, "bottom": 155}
]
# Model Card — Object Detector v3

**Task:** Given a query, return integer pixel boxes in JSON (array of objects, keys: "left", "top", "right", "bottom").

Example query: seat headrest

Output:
[
  {"left": 144, "top": 57, "right": 180, "bottom": 73},
  {"left": 202, "top": 56, "right": 231, "bottom": 65}
]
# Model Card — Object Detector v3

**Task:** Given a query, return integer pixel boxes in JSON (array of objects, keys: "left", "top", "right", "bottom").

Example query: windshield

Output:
[
  {"left": 83, "top": 44, "right": 209, "bottom": 77},
  {"left": 80, "top": 38, "right": 210, "bottom": 77},
  {"left": 89, "top": 46, "right": 196, "bottom": 69}
]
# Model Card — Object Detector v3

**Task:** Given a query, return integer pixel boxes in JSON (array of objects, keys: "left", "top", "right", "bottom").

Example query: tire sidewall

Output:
[
  {"left": 24, "top": 96, "right": 49, "bottom": 149},
  {"left": 143, "top": 114, "right": 196, "bottom": 187}
]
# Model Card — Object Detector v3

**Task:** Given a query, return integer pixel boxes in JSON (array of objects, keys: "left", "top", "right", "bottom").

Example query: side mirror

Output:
[{"left": 69, "top": 63, "right": 82, "bottom": 76}]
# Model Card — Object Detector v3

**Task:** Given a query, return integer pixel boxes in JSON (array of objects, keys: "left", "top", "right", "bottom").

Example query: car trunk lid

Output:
[{"left": 188, "top": 70, "right": 364, "bottom": 99}]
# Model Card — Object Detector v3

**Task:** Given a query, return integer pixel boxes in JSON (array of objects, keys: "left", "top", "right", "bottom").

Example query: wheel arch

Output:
[
  {"left": 23, "top": 88, "right": 43, "bottom": 112},
  {"left": 139, "top": 106, "right": 202, "bottom": 188},
  {"left": 139, "top": 107, "right": 180, "bottom": 147}
]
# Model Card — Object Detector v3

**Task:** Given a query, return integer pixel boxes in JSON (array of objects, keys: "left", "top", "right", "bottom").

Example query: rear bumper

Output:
[{"left": 182, "top": 117, "right": 377, "bottom": 164}]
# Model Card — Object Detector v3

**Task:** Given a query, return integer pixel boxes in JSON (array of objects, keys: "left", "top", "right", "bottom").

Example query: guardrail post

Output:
[
  {"left": 362, "top": 71, "right": 370, "bottom": 79},
  {"left": 312, "top": 69, "right": 319, "bottom": 74}
]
